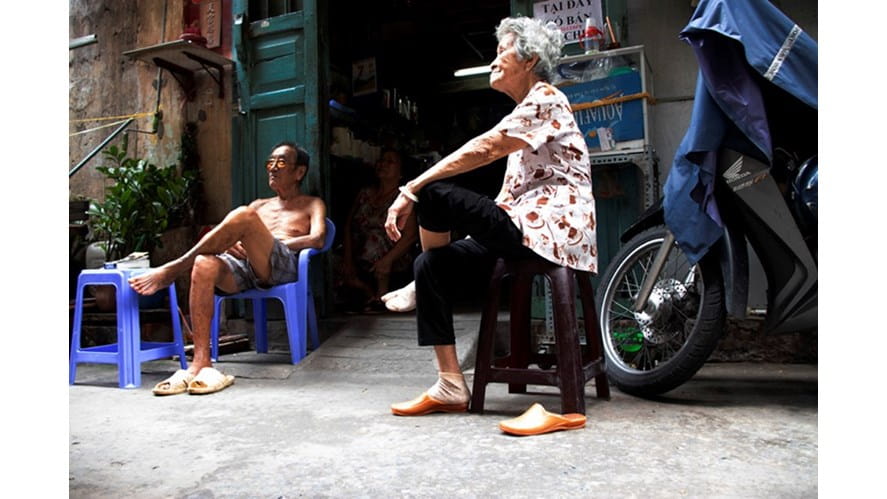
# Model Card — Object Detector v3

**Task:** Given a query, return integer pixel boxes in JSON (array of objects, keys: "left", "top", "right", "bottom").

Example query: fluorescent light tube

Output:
[{"left": 454, "top": 65, "right": 491, "bottom": 77}]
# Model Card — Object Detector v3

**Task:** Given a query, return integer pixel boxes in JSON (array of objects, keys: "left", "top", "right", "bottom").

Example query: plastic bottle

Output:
[{"left": 579, "top": 17, "right": 604, "bottom": 54}]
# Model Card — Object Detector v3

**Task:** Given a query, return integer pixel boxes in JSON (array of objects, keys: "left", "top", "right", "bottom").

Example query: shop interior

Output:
[
  {"left": 328, "top": 0, "right": 514, "bottom": 207},
  {"left": 326, "top": 0, "right": 517, "bottom": 311}
]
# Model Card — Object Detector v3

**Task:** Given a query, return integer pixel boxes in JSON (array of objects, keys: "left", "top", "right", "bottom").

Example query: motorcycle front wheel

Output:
[{"left": 595, "top": 226, "right": 726, "bottom": 397}]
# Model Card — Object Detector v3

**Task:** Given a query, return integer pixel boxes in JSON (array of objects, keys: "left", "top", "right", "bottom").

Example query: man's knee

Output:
[
  {"left": 224, "top": 205, "right": 261, "bottom": 227},
  {"left": 192, "top": 255, "right": 226, "bottom": 284}
]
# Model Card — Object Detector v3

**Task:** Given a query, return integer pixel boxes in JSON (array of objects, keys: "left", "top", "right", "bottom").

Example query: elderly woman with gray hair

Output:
[{"left": 384, "top": 16, "right": 598, "bottom": 416}]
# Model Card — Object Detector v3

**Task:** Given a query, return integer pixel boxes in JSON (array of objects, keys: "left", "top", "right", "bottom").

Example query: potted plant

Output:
[
  {"left": 86, "top": 136, "right": 195, "bottom": 310},
  {"left": 87, "top": 135, "right": 195, "bottom": 262}
]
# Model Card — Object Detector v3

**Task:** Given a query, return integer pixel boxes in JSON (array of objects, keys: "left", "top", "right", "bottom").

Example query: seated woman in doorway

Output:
[
  {"left": 338, "top": 148, "right": 419, "bottom": 313},
  {"left": 383, "top": 16, "right": 598, "bottom": 416}
]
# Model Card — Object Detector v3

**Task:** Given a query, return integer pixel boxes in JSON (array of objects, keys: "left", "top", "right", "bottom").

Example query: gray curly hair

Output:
[{"left": 495, "top": 17, "right": 565, "bottom": 82}]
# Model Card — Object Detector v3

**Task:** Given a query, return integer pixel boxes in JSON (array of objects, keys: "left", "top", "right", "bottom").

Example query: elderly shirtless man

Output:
[{"left": 129, "top": 141, "right": 327, "bottom": 395}]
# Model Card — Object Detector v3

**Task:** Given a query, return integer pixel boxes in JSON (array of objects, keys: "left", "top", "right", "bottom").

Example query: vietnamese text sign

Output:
[
  {"left": 533, "top": 0, "right": 603, "bottom": 45},
  {"left": 560, "top": 71, "right": 644, "bottom": 150},
  {"left": 200, "top": 0, "right": 222, "bottom": 48}
]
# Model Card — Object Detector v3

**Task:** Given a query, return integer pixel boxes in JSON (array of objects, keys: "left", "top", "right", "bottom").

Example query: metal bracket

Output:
[
  {"left": 124, "top": 40, "right": 233, "bottom": 102},
  {"left": 182, "top": 51, "right": 226, "bottom": 98},
  {"left": 152, "top": 57, "right": 197, "bottom": 101}
]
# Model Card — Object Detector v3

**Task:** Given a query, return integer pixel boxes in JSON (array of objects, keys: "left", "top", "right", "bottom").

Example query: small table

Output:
[{"left": 69, "top": 268, "right": 187, "bottom": 388}]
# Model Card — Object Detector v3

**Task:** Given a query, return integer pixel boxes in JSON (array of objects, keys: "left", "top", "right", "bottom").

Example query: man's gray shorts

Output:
[{"left": 216, "top": 239, "right": 299, "bottom": 294}]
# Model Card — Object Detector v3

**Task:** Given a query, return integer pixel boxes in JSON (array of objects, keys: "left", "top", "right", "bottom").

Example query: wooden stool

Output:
[{"left": 470, "top": 257, "right": 610, "bottom": 415}]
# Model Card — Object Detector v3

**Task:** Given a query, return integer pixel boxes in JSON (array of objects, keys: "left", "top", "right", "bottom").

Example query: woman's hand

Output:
[{"left": 385, "top": 192, "right": 415, "bottom": 242}]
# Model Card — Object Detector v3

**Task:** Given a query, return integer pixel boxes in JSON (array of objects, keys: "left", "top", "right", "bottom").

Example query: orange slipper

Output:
[
  {"left": 390, "top": 392, "right": 469, "bottom": 416},
  {"left": 498, "top": 403, "right": 586, "bottom": 436}
]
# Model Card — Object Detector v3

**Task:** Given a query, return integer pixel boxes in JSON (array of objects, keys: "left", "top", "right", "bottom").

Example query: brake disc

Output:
[{"left": 634, "top": 279, "right": 688, "bottom": 344}]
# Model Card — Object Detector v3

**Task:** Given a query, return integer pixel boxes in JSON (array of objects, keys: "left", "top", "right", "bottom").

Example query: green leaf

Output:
[{"left": 89, "top": 139, "right": 195, "bottom": 256}]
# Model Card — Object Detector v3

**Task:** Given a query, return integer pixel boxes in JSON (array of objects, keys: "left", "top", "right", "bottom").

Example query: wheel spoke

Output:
[
  {"left": 639, "top": 343, "right": 657, "bottom": 370},
  {"left": 610, "top": 299, "right": 635, "bottom": 318},
  {"left": 601, "top": 234, "right": 715, "bottom": 374}
]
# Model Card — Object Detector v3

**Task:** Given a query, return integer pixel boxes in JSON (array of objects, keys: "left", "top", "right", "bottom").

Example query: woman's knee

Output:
[
  {"left": 416, "top": 182, "right": 455, "bottom": 232},
  {"left": 417, "top": 180, "right": 449, "bottom": 205}
]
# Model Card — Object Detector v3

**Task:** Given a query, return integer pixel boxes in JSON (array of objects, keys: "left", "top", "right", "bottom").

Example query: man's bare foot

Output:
[
  {"left": 128, "top": 266, "right": 178, "bottom": 295},
  {"left": 381, "top": 281, "right": 416, "bottom": 312}
]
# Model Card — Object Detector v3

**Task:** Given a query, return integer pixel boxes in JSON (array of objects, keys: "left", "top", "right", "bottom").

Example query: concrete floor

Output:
[{"left": 68, "top": 313, "right": 818, "bottom": 498}]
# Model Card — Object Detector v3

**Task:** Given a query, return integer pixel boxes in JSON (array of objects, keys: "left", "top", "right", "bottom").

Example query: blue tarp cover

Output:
[{"left": 662, "top": 0, "right": 817, "bottom": 263}]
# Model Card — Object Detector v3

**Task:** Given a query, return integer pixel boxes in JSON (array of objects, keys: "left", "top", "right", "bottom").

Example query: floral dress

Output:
[
  {"left": 494, "top": 81, "right": 598, "bottom": 273},
  {"left": 350, "top": 187, "right": 413, "bottom": 273}
]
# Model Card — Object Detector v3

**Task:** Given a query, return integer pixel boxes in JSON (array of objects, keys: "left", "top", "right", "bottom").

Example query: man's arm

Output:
[{"left": 280, "top": 197, "right": 328, "bottom": 252}]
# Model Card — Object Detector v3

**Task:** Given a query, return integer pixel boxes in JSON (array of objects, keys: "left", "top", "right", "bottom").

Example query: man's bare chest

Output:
[{"left": 257, "top": 203, "right": 310, "bottom": 237}]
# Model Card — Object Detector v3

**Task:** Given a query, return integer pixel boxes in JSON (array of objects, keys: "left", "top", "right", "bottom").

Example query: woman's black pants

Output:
[{"left": 414, "top": 181, "right": 535, "bottom": 346}]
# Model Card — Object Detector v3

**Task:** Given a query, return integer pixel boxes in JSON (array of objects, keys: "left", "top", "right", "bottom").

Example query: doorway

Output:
[{"left": 326, "top": 1, "right": 514, "bottom": 313}]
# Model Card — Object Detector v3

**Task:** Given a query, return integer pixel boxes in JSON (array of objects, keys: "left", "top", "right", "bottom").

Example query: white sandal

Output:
[
  {"left": 152, "top": 369, "right": 195, "bottom": 396},
  {"left": 187, "top": 367, "right": 235, "bottom": 395}
]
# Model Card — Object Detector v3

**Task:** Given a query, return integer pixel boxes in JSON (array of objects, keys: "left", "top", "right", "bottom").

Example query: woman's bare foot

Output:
[
  {"left": 381, "top": 281, "right": 416, "bottom": 312},
  {"left": 128, "top": 265, "right": 179, "bottom": 295}
]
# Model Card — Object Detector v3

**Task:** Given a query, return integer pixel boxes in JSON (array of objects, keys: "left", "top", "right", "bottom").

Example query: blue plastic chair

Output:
[
  {"left": 69, "top": 268, "right": 188, "bottom": 388},
  {"left": 210, "top": 218, "right": 336, "bottom": 364}
]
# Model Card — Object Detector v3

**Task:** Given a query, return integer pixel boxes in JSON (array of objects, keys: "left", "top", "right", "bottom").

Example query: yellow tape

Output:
[
  {"left": 69, "top": 111, "right": 156, "bottom": 124},
  {"left": 69, "top": 119, "right": 131, "bottom": 137}
]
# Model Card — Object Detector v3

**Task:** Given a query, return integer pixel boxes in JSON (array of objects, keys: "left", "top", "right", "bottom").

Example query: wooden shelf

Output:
[{"left": 124, "top": 40, "right": 233, "bottom": 100}]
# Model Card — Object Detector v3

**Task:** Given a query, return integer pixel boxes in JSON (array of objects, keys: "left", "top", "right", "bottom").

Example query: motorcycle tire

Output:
[{"left": 595, "top": 225, "right": 726, "bottom": 397}]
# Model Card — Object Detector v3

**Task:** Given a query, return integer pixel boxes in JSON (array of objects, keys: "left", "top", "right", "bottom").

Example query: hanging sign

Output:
[
  {"left": 533, "top": 0, "right": 603, "bottom": 45},
  {"left": 200, "top": 0, "right": 222, "bottom": 48}
]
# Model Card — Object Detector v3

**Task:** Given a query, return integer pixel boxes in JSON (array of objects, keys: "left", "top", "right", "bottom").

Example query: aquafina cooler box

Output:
[{"left": 560, "top": 69, "right": 644, "bottom": 152}]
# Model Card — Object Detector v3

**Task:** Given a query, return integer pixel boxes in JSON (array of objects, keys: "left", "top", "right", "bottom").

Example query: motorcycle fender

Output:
[
  {"left": 712, "top": 224, "right": 748, "bottom": 319},
  {"left": 619, "top": 201, "right": 664, "bottom": 244},
  {"left": 618, "top": 202, "right": 748, "bottom": 318}
]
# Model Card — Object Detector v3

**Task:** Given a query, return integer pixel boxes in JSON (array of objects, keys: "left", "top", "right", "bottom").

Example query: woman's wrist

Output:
[{"left": 399, "top": 185, "right": 419, "bottom": 203}]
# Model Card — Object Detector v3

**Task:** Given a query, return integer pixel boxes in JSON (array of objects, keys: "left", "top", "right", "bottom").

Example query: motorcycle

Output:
[{"left": 594, "top": 0, "right": 818, "bottom": 397}]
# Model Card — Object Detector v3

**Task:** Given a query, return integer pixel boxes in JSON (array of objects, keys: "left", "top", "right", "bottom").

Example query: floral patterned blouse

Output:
[{"left": 494, "top": 81, "right": 598, "bottom": 273}]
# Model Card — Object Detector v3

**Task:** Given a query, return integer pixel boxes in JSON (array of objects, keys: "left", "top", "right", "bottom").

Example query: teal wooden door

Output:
[
  {"left": 230, "top": 0, "right": 330, "bottom": 315},
  {"left": 231, "top": 0, "right": 327, "bottom": 206}
]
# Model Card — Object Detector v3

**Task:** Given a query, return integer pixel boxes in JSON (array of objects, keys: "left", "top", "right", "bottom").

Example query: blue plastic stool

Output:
[
  {"left": 210, "top": 218, "right": 336, "bottom": 364},
  {"left": 69, "top": 268, "right": 188, "bottom": 388}
]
